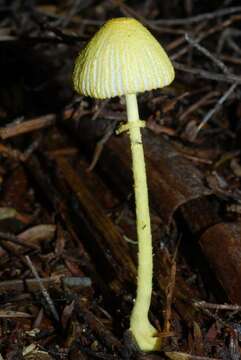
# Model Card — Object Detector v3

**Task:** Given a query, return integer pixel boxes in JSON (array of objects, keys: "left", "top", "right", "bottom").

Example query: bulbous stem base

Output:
[{"left": 130, "top": 314, "right": 161, "bottom": 351}]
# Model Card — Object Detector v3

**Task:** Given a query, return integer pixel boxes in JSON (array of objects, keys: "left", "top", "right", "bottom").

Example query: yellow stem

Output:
[{"left": 126, "top": 93, "right": 161, "bottom": 351}]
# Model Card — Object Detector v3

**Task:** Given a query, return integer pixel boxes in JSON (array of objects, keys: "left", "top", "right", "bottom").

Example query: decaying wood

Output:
[
  {"left": 62, "top": 116, "right": 241, "bottom": 306},
  {"left": 0, "top": 114, "right": 56, "bottom": 140},
  {"left": 200, "top": 222, "right": 241, "bottom": 304},
  {"left": 53, "top": 156, "right": 137, "bottom": 285},
  {"left": 0, "top": 276, "right": 91, "bottom": 293},
  {"left": 65, "top": 117, "right": 211, "bottom": 225}
]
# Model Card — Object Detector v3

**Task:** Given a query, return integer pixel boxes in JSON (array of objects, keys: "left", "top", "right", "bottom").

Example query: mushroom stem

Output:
[{"left": 126, "top": 93, "right": 160, "bottom": 351}]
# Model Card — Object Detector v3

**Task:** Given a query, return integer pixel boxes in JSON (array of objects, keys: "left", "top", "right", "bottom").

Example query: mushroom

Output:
[{"left": 73, "top": 17, "right": 175, "bottom": 352}]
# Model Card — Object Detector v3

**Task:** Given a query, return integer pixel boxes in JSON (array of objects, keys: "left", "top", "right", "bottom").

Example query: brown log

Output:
[
  {"left": 200, "top": 222, "right": 241, "bottom": 304},
  {"left": 62, "top": 116, "right": 238, "bottom": 305},
  {"left": 53, "top": 155, "right": 137, "bottom": 286},
  {"left": 66, "top": 117, "right": 211, "bottom": 225}
]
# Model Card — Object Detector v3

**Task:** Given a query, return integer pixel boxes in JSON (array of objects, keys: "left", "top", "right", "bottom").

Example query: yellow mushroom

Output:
[{"left": 73, "top": 17, "right": 175, "bottom": 352}]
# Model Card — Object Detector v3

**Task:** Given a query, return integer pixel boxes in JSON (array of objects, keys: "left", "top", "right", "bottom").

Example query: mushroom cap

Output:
[{"left": 73, "top": 18, "right": 175, "bottom": 99}]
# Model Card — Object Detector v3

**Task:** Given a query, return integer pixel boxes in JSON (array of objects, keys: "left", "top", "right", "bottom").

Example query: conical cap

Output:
[{"left": 73, "top": 18, "right": 175, "bottom": 99}]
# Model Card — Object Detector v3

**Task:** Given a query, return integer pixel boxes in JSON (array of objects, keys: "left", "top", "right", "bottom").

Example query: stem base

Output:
[{"left": 130, "top": 316, "right": 161, "bottom": 351}]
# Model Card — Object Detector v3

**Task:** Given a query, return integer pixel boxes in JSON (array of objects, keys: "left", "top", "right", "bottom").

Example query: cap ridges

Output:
[{"left": 73, "top": 18, "right": 174, "bottom": 99}]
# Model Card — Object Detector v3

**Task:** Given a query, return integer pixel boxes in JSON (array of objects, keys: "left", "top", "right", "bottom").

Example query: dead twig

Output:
[
  {"left": 0, "top": 231, "right": 39, "bottom": 250},
  {"left": 173, "top": 61, "right": 241, "bottom": 84},
  {"left": 91, "top": 99, "right": 110, "bottom": 120},
  {"left": 0, "top": 114, "right": 55, "bottom": 140},
  {"left": 194, "top": 83, "right": 237, "bottom": 137},
  {"left": 152, "top": 6, "right": 241, "bottom": 25},
  {"left": 179, "top": 91, "right": 219, "bottom": 122},
  {"left": 25, "top": 255, "right": 60, "bottom": 323},
  {"left": 87, "top": 122, "right": 117, "bottom": 172},
  {"left": 181, "top": 34, "right": 238, "bottom": 139},
  {"left": 185, "top": 34, "right": 230, "bottom": 75},
  {"left": 217, "top": 28, "right": 241, "bottom": 55},
  {"left": 194, "top": 301, "right": 241, "bottom": 311},
  {"left": 172, "top": 15, "right": 241, "bottom": 60},
  {"left": 219, "top": 54, "right": 241, "bottom": 66}
]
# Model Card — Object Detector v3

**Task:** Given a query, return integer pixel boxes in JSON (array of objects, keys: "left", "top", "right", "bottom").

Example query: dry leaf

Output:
[{"left": 23, "top": 344, "right": 53, "bottom": 360}]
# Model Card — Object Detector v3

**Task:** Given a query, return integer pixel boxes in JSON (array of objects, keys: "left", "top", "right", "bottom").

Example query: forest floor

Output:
[{"left": 1, "top": 1, "right": 241, "bottom": 359}]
